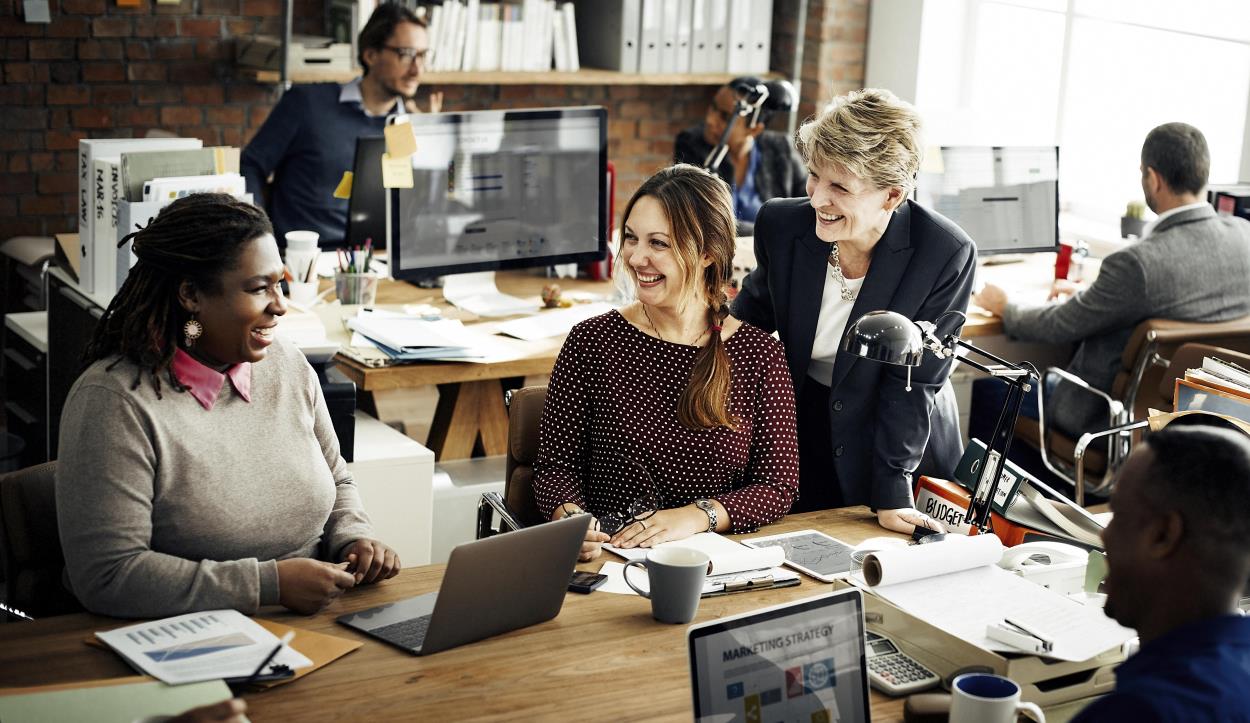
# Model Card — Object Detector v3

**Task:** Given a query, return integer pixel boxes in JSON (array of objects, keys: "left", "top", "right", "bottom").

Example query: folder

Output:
[
  {"left": 674, "top": 0, "right": 693, "bottom": 73},
  {"left": 746, "top": 0, "right": 772, "bottom": 73},
  {"left": 0, "top": 677, "right": 233, "bottom": 723},
  {"left": 84, "top": 618, "right": 362, "bottom": 690},
  {"left": 689, "top": 0, "right": 712, "bottom": 73},
  {"left": 704, "top": 0, "right": 729, "bottom": 73},
  {"left": 638, "top": 0, "right": 662, "bottom": 73},
  {"left": 725, "top": 0, "right": 751, "bottom": 74},
  {"left": 574, "top": 0, "right": 639, "bottom": 73},
  {"left": 1174, "top": 377, "right": 1250, "bottom": 423},
  {"left": 659, "top": 0, "right": 680, "bottom": 72}
]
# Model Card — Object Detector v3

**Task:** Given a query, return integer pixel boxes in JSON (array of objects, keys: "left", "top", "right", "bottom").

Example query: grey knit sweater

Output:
[{"left": 55, "top": 337, "right": 373, "bottom": 618}]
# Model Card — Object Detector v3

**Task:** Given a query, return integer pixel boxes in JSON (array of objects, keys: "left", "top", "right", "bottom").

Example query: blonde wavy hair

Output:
[{"left": 795, "top": 88, "right": 924, "bottom": 196}]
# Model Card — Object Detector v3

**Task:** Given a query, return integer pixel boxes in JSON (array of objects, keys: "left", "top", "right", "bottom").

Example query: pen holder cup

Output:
[
  {"left": 334, "top": 272, "right": 380, "bottom": 307},
  {"left": 622, "top": 547, "right": 710, "bottom": 624}
]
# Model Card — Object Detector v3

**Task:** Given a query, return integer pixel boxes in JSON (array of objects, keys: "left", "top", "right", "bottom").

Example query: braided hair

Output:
[
  {"left": 82, "top": 193, "right": 273, "bottom": 397},
  {"left": 619, "top": 164, "right": 737, "bottom": 430}
]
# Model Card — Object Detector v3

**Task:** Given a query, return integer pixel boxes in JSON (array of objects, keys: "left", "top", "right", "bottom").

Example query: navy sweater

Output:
[{"left": 241, "top": 83, "right": 390, "bottom": 245}]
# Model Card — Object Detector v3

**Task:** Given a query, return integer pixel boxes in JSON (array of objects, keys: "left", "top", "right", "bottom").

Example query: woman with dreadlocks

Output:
[{"left": 55, "top": 193, "right": 399, "bottom": 619}]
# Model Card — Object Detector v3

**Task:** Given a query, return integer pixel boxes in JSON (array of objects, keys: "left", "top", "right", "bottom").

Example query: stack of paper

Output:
[
  {"left": 495, "top": 302, "right": 613, "bottom": 341},
  {"left": 856, "top": 535, "right": 1134, "bottom": 662},
  {"left": 1176, "top": 357, "right": 1250, "bottom": 423},
  {"left": 94, "top": 610, "right": 312, "bottom": 685},
  {"left": 346, "top": 311, "right": 507, "bottom": 361}
]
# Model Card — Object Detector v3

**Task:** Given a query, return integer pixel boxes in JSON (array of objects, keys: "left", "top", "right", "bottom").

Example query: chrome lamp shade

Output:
[{"left": 841, "top": 310, "right": 925, "bottom": 367}]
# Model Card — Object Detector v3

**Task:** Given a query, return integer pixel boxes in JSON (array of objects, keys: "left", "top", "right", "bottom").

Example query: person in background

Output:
[
  {"left": 56, "top": 193, "right": 400, "bottom": 619},
  {"left": 241, "top": 4, "right": 442, "bottom": 245},
  {"left": 1073, "top": 423, "right": 1250, "bottom": 721},
  {"left": 733, "top": 88, "right": 976, "bottom": 535},
  {"left": 534, "top": 164, "right": 799, "bottom": 562},
  {"left": 674, "top": 77, "right": 806, "bottom": 234},
  {"left": 973, "top": 122, "right": 1250, "bottom": 443}
]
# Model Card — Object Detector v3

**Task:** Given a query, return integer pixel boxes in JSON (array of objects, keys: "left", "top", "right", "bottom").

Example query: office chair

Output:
[
  {"left": 0, "top": 461, "right": 82, "bottom": 619},
  {"left": 477, "top": 386, "right": 548, "bottom": 538},
  {"left": 1018, "top": 315, "right": 1250, "bottom": 500}
]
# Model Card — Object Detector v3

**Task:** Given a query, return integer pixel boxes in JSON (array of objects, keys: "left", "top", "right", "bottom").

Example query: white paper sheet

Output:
[
  {"left": 95, "top": 610, "right": 312, "bottom": 685},
  {"left": 494, "top": 302, "right": 615, "bottom": 341},
  {"left": 857, "top": 564, "right": 1134, "bottom": 662},
  {"left": 604, "top": 532, "right": 785, "bottom": 575}
]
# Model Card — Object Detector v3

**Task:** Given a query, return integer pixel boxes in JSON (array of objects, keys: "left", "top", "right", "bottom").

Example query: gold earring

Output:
[{"left": 183, "top": 316, "right": 203, "bottom": 347}]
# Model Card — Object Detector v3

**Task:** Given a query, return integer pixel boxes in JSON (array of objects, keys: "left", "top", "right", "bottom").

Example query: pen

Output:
[
  {"left": 242, "top": 630, "right": 294, "bottom": 686},
  {"left": 1001, "top": 617, "right": 1054, "bottom": 652}
]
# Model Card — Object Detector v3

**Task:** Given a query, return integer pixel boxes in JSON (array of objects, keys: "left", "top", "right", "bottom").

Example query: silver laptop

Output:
[
  {"left": 337, "top": 514, "right": 591, "bottom": 655},
  {"left": 687, "top": 589, "right": 871, "bottom": 723}
]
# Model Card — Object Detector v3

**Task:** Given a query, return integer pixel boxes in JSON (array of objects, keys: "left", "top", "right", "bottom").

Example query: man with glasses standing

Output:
[{"left": 241, "top": 4, "right": 442, "bottom": 246}]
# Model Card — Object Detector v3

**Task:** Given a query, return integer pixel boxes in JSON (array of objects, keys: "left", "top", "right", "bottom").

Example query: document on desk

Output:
[
  {"left": 495, "top": 302, "right": 615, "bottom": 341},
  {"left": 347, "top": 313, "right": 513, "bottom": 361},
  {"left": 95, "top": 610, "right": 312, "bottom": 685},
  {"left": 855, "top": 536, "right": 1133, "bottom": 662},
  {"left": 0, "top": 678, "right": 239, "bottom": 723},
  {"left": 602, "top": 532, "right": 797, "bottom": 596}
]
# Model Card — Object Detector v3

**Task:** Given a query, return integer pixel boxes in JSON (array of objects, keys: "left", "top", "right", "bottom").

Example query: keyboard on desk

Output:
[{"left": 369, "top": 615, "right": 433, "bottom": 651}]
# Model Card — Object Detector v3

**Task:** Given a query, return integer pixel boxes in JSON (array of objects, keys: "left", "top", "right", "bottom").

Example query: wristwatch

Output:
[{"left": 695, "top": 499, "right": 718, "bottom": 533}]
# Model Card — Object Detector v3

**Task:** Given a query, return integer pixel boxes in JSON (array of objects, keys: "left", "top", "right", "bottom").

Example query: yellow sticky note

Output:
[
  {"left": 380, "top": 153, "right": 413, "bottom": 189},
  {"left": 333, "top": 171, "right": 353, "bottom": 199},
  {"left": 384, "top": 121, "right": 418, "bottom": 159}
]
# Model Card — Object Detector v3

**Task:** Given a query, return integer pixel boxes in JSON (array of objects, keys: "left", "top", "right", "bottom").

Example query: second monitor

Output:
[
  {"left": 386, "top": 106, "right": 608, "bottom": 289},
  {"left": 914, "top": 146, "right": 1059, "bottom": 256}
]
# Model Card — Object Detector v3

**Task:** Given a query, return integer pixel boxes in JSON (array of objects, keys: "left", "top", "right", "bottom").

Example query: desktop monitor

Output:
[
  {"left": 386, "top": 106, "right": 608, "bottom": 281},
  {"left": 344, "top": 135, "right": 387, "bottom": 250},
  {"left": 914, "top": 146, "right": 1059, "bottom": 255}
]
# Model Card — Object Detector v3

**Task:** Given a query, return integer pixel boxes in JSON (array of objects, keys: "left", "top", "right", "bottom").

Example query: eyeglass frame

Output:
[{"left": 382, "top": 45, "right": 429, "bottom": 67}]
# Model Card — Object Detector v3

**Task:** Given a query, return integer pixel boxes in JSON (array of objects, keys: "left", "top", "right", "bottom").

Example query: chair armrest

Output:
[
  {"left": 1035, "top": 367, "right": 1124, "bottom": 489},
  {"left": 1074, "top": 420, "right": 1150, "bottom": 506}
]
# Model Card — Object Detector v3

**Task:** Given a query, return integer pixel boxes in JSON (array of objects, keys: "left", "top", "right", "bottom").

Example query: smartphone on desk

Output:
[{"left": 569, "top": 571, "right": 607, "bottom": 594}]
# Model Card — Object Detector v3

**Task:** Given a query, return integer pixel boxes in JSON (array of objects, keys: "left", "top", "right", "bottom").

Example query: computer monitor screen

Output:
[
  {"left": 387, "top": 106, "right": 607, "bottom": 279},
  {"left": 914, "top": 146, "right": 1059, "bottom": 255},
  {"left": 345, "top": 135, "right": 386, "bottom": 250}
]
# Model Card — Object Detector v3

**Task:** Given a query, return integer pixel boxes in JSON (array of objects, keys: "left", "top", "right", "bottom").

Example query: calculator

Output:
[{"left": 865, "top": 631, "right": 941, "bottom": 696}]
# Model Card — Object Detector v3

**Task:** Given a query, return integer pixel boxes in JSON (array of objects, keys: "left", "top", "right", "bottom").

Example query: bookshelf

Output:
[{"left": 240, "top": 68, "right": 782, "bottom": 86}]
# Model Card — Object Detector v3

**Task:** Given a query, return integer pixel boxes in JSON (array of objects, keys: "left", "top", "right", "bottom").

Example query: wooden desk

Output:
[
  {"left": 0, "top": 508, "right": 910, "bottom": 722},
  {"left": 331, "top": 255, "right": 1080, "bottom": 460},
  {"left": 330, "top": 271, "right": 614, "bottom": 460}
]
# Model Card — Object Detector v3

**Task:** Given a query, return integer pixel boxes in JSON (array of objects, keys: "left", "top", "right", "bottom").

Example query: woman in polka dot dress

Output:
[{"left": 533, "top": 164, "right": 800, "bottom": 562}]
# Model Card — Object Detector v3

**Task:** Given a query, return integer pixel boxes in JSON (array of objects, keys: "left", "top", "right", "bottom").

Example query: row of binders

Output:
[
  {"left": 77, "top": 138, "right": 250, "bottom": 300},
  {"left": 422, "top": 0, "right": 773, "bottom": 75},
  {"left": 425, "top": 0, "right": 581, "bottom": 72}
]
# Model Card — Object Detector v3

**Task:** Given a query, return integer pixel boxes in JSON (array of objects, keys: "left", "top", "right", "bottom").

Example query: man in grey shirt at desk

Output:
[{"left": 974, "top": 122, "right": 1250, "bottom": 438}]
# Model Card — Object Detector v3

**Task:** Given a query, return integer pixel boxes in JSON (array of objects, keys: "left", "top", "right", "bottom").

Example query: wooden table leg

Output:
[{"left": 427, "top": 380, "right": 509, "bottom": 460}]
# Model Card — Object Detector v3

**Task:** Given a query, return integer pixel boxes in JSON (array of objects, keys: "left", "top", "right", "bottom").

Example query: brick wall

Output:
[{"left": 0, "top": 0, "right": 867, "bottom": 240}]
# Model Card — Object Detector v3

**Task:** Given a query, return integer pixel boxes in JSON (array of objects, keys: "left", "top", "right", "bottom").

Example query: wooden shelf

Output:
[{"left": 241, "top": 67, "right": 777, "bottom": 86}]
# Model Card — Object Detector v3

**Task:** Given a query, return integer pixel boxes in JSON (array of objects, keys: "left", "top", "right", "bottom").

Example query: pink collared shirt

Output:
[{"left": 171, "top": 347, "right": 253, "bottom": 411}]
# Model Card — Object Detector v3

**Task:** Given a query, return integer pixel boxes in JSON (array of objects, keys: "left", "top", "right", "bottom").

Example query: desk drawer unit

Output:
[{"left": 3, "top": 320, "right": 47, "bottom": 466}]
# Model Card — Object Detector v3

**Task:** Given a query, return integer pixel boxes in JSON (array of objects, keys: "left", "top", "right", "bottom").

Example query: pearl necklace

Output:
[{"left": 828, "top": 241, "right": 856, "bottom": 301}]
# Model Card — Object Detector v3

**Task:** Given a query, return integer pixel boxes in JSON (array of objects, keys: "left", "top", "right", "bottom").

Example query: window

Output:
[{"left": 879, "top": 0, "right": 1250, "bottom": 239}]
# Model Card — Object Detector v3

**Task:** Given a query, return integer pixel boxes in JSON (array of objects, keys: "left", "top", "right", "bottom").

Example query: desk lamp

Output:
[{"left": 842, "top": 310, "right": 1037, "bottom": 533}]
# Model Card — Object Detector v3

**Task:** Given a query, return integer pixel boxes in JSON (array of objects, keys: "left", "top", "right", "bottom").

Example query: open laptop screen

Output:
[{"left": 687, "top": 590, "right": 870, "bottom": 723}]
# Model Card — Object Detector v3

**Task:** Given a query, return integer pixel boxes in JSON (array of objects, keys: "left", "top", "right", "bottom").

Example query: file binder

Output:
[{"left": 574, "top": 0, "right": 640, "bottom": 73}]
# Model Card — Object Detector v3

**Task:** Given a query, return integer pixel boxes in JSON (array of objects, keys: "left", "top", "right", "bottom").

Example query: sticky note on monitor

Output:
[
  {"left": 384, "top": 120, "right": 418, "bottom": 159},
  {"left": 380, "top": 153, "right": 413, "bottom": 189},
  {"left": 333, "top": 171, "right": 353, "bottom": 199}
]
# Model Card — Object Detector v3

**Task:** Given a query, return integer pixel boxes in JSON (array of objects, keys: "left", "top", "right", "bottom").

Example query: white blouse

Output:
[{"left": 806, "top": 266, "right": 866, "bottom": 387}]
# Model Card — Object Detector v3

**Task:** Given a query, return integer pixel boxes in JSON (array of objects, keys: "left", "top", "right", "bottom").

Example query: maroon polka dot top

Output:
[{"left": 533, "top": 310, "right": 800, "bottom": 533}]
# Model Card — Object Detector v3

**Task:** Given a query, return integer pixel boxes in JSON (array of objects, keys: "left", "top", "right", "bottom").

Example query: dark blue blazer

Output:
[{"left": 732, "top": 198, "right": 977, "bottom": 509}]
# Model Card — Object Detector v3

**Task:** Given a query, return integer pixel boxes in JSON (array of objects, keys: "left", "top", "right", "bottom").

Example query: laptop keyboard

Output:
[{"left": 372, "top": 615, "right": 433, "bottom": 650}]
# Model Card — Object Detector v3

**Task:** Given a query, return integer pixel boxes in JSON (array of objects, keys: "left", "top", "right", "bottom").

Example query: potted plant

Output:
[{"left": 1121, "top": 200, "right": 1147, "bottom": 238}]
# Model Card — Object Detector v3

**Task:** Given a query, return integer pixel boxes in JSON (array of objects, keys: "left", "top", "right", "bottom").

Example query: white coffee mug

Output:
[{"left": 950, "top": 673, "right": 1044, "bottom": 723}]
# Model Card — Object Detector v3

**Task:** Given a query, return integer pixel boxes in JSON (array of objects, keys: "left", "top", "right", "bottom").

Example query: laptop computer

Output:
[
  {"left": 337, "top": 513, "right": 591, "bottom": 655},
  {"left": 687, "top": 589, "right": 871, "bottom": 723}
]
